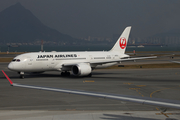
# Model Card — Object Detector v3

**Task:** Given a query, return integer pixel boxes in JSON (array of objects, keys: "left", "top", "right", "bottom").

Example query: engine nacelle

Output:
[{"left": 71, "top": 63, "right": 92, "bottom": 76}]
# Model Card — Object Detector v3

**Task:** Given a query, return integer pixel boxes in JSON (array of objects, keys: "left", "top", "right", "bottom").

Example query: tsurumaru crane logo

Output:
[{"left": 119, "top": 37, "right": 126, "bottom": 49}]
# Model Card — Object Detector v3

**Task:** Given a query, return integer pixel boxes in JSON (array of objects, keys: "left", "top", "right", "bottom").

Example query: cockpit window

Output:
[
  {"left": 16, "top": 59, "right": 20, "bottom": 62},
  {"left": 12, "top": 59, "right": 20, "bottom": 62}
]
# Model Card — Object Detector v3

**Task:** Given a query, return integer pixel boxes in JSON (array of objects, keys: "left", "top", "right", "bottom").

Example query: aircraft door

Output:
[
  {"left": 47, "top": 58, "right": 55, "bottom": 70},
  {"left": 89, "top": 55, "right": 93, "bottom": 60},
  {"left": 26, "top": 58, "right": 33, "bottom": 70}
]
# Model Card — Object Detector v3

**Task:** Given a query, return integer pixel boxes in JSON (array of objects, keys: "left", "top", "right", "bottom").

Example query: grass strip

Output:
[{"left": 0, "top": 58, "right": 13, "bottom": 62}]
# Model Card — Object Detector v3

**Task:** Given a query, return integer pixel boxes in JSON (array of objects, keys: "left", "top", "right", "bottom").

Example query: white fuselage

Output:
[
  {"left": 8, "top": 51, "right": 129, "bottom": 72},
  {"left": 8, "top": 26, "right": 132, "bottom": 77}
]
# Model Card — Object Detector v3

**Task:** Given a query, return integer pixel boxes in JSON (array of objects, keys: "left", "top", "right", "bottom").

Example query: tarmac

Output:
[{"left": 0, "top": 62, "right": 180, "bottom": 119}]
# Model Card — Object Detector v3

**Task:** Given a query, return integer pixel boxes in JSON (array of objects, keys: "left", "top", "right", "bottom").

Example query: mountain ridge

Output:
[{"left": 0, "top": 3, "right": 78, "bottom": 45}]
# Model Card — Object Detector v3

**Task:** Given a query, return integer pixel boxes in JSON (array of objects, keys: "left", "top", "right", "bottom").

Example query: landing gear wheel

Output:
[
  {"left": 20, "top": 75, "right": 24, "bottom": 79},
  {"left": 66, "top": 72, "right": 70, "bottom": 76},
  {"left": 61, "top": 72, "right": 65, "bottom": 76},
  {"left": 87, "top": 73, "right": 92, "bottom": 77},
  {"left": 19, "top": 72, "right": 25, "bottom": 79},
  {"left": 61, "top": 71, "right": 70, "bottom": 76}
]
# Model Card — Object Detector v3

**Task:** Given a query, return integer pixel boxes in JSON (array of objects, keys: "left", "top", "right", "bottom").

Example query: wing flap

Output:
[
  {"left": 2, "top": 70, "right": 13, "bottom": 85},
  {"left": 2, "top": 70, "right": 180, "bottom": 109}
]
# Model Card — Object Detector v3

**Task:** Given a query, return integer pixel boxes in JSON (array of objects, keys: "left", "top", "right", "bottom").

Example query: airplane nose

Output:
[{"left": 8, "top": 63, "right": 14, "bottom": 70}]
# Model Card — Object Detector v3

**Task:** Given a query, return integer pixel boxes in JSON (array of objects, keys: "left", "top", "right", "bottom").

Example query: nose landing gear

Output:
[{"left": 18, "top": 72, "right": 24, "bottom": 79}]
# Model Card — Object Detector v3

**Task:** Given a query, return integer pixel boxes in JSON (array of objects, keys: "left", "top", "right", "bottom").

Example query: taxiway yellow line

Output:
[
  {"left": 123, "top": 83, "right": 133, "bottom": 85},
  {"left": 150, "top": 87, "right": 180, "bottom": 118},
  {"left": 83, "top": 80, "right": 94, "bottom": 83},
  {"left": 136, "top": 85, "right": 146, "bottom": 87}
]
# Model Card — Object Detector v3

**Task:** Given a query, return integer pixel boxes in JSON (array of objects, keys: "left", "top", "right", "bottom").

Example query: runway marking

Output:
[
  {"left": 150, "top": 87, "right": 180, "bottom": 118},
  {"left": 175, "top": 72, "right": 180, "bottom": 75},
  {"left": 137, "top": 91, "right": 144, "bottom": 97},
  {"left": 156, "top": 113, "right": 180, "bottom": 115},
  {"left": 66, "top": 109, "right": 76, "bottom": 111},
  {"left": 83, "top": 80, "right": 94, "bottom": 83},
  {"left": 150, "top": 87, "right": 173, "bottom": 98},
  {"left": 123, "top": 83, "right": 133, "bottom": 85},
  {"left": 129, "top": 88, "right": 144, "bottom": 97},
  {"left": 129, "top": 88, "right": 140, "bottom": 90},
  {"left": 136, "top": 85, "right": 146, "bottom": 87},
  {"left": 155, "top": 108, "right": 169, "bottom": 117},
  {"left": 127, "top": 83, "right": 145, "bottom": 97},
  {"left": 160, "top": 112, "right": 169, "bottom": 117}
]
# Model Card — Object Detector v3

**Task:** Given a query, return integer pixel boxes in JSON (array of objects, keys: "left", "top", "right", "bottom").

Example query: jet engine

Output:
[{"left": 71, "top": 63, "right": 92, "bottom": 76}]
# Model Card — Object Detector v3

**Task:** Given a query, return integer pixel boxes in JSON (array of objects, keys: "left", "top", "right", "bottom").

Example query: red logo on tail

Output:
[{"left": 119, "top": 37, "right": 126, "bottom": 49}]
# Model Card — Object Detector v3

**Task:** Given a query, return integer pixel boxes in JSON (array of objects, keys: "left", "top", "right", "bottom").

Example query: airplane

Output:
[
  {"left": 7, "top": 26, "right": 156, "bottom": 78},
  {"left": 2, "top": 70, "right": 180, "bottom": 110}
]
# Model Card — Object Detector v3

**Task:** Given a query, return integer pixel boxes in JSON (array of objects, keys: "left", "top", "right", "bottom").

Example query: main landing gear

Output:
[
  {"left": 87, "top": 73, "right": 92, "bottom": 77},
  {"left": 61, "top": 71, "right": 70, "bottom": 76},
  {"left": 18, "top": 72, "right": 24, "bottom": 79}
]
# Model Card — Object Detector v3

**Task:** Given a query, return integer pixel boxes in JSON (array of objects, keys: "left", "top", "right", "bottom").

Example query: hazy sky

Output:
[{"left": 0, "top": 0, "right": 180, "bottom": 38}]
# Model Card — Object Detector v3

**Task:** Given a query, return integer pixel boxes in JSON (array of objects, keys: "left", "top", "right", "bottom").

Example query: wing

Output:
[
  {"left": 62, "top": 56, "right": 157, "bottom": 66},
  {"left": 90, "top": 56, "right": 157, "bottom": 64},
  {"left": 3, "top": 70, "right": 180, "bottom": 109}
]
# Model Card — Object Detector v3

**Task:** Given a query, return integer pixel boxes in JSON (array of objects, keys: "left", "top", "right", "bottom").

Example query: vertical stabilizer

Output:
[{"left": 110, "top": 26, "right": 131, "bottom": 53}]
